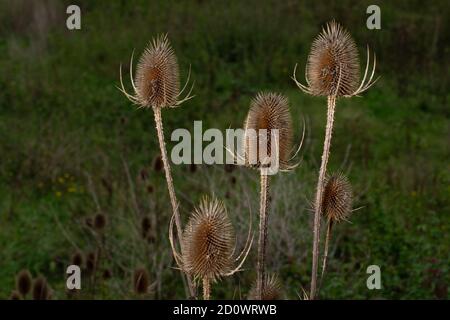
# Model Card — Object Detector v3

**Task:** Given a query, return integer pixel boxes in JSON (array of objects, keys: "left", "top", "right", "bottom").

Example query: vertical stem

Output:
[
  {"left": 257, "top": 171, "right": 270, "bottom": 299},
  {"left": 153, "top": 106, "right": 196, "bottom": 298},
  {"left": 310, "top": 95, "right": 336, "bottom": 299},
  {"left": 321, "top": 219, "right": 333, "bottom": 280},
  {"left": 202, "top": 277, "right": 210, "bottom": 300}
]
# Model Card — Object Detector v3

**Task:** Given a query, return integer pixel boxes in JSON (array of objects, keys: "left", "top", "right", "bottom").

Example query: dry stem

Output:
[
  {"left": 257, "top": 171, "right": 270, "bottom": 299},
  {"left": 153, "top": 106, "right": 195, "bottom": 298},
  {"left": 310, "top": 95, "right": 336, "bottom": 299},
  {"left": 202, "top": 277, "right": 210, "bottom": 300}
]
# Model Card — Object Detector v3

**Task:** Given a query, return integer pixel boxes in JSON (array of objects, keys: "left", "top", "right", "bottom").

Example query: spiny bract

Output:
[
  {"left": 182, "top": 196, "right": 234, "bottom": 282},
  {"left": 243, "top": 92, "right": 293, "bottom": 169},
  {"left": 307, "top": 21, "right": 360, "bottom": 97}
]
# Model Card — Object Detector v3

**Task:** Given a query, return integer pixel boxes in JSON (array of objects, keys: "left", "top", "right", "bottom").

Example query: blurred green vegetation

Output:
[{"left": 0, "top": 0, "right": 448, "bottom": 299}]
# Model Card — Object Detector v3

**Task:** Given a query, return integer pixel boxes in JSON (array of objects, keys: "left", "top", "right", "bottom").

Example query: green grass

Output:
[{"left": 0, "top": 0, "right": 448, "bottom": 299}]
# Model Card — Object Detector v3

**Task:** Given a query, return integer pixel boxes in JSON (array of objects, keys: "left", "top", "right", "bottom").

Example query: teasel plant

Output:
[
  {"left": 248, "top": 273, "right": 283, "bottom": 300},
  {"left": 320, "top": 172, "right": 353, "bottom": 283},
  {"left": 119, "top": 34, "right": 195, "bottom": 297},
  {"left": 229, "top": 92, "right": 303, "bottom": 299},
  {"left": 292, "top": 20, "right": 379, "bottom": 299},
  {"left": 169, "top": 196, "right": 253, "bottom": 300}
]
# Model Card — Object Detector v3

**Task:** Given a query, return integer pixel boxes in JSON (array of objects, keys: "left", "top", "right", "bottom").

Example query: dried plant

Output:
[
  {"left": 133, "top": 267, "right": 150, "bottom": 295},
  {"left": 293, "top": 20, "right": 378, "bottom": 299},
  {"left": 32, "top": 276, "right": 51, "bottom": 300},
  {"left": 119, "top": 34, "right": 195, "bottom": 297},
  {"left": 248, "top": 274, "right": 283, "bottom": 300},
  {"left": 16, "top": 269, "right": 32, "bottom": 298},
  {"left": 9, "top": 290, "right": 22, "bottom": 300},
  {"left": 170, "top": 196, "right": 253, "bottom": 300},
  {"left": 71, "top": 250, "right": 84, "bottom": 267},
  {"left": 320, "top": 173, "right": 353, "bottom": 280},
  {"left": 242, "top": 92, "right": 296, "bottom": 299}
]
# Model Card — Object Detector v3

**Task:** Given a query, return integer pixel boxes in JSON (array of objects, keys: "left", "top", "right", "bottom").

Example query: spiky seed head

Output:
[
  {"left": 93, "top": 213, "right": 107, "bottom": 231},
  {"left": 243, "top": 92, "right": 293, "bottom": 170},
  {"left": 182, "top": 196, "right": 234, "bottom": 282},
  {"left": 322, "top": 172, "right": 353, "bottom": 223},
  {"left": 135, "top": 34, "right": 179, "bottom": 108},
  {"left": 16, "top": 269, "right": 32, "bottom": 297},
  {"left": 307, "top": 21, "right": 360, "bottom": 97},
  {"left": 32, "top": 276, "right": 50, "bottom": 300},
  {"left": 10, "top": 290, "right": 21, "bottom": 300},
  {"left": 133, "top": 268, "right": 150, "bottom": 294},
  {"left": 248, "top": 274, "right": 283, "bottom": 300},
  {"left": 71, "top": 250, "right": 84, "bottom": 267},
  {"left": 103, "top": 268, "right": 113, "bottom": 280},
  {"left": 153, "top": 155, "right": 163, "bottom": 172}
]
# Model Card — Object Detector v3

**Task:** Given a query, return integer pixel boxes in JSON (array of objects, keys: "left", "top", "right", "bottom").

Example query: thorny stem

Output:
[
  {"left": 202, "top": 277, "right": 210, "bottom": 300},
  {"left": 257, "top": 171, "right": 270, "bottom": 299},
  {"left": 153, "top": 106, "right": 196, "bottom": 298},
  {"left": 310, "top": 95, "right": 336, "bottom": 299}
]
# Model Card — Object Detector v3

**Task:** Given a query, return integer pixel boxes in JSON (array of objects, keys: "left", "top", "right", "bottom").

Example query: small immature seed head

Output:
[
  {"left": 243, "top": 92, "right": 293, "bottom": 170},
  {"left": 133, "top": 268, "right": 150, "bottom": 294},
  {"left": 248, "top": 274, "right": 283, "bottom": 300},
  {"left": 93, "top": 213, "right": 107, "bottom": 231},
  {"left": 86, "top": 251, "right": 97, "bottom": 274},
  {"left": 135, "top": 34, "right": 179, "bottom": 108},
  {"left": 322, "top": 172, "right": 353, "bottom": 223},
  {"left": 32, "top": 276, "right": 50, "bottom": 300},
  {"left": 182, "top": 196, "right": 234, "bottom": 282},
  {"left": 16, "top": 269, "right": 32, "bottom": 297},
  {"left": 71, "top": 250, "right": 84, "bottom": 267},
  {"left": 307, "top": 20, "right": 360, "bottom": 97},
  {"left": 153, "top": 155, "right": 163, "bottom": 172},
  {"left": 141, "top": 216, "right": 151, "bottom": 239}
]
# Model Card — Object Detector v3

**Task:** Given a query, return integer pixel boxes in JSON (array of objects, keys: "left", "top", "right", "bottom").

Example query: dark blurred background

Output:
[{"left": 0, "top": 0, "right": 448, "bottom": 299}]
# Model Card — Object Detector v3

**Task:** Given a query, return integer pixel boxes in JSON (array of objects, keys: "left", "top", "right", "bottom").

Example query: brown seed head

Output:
[
  {"left": 135, "top": 34, "right": 180, "bottom": 108},
  {"left": 32, "top": 276, "right": 50, "bottom": 300},
  {"left": 243, "top": 92, "right": 293, "bottom": 170},
  {"left": 307, "top": 21, "right": 360, "bottom": 97},
  {"left": 93, "top": 213, "right": 107, "bottom": 231},
  {"left": 141, "top": 216, "right": 151, "bottom": 239},
  {"left": 153, "top": 155, "right": 163, "bottom": 172},
  {"left": 248, "top": 274, "right": 283, "bottom": 300},
  {"left": 182, "top": 196, "right": 234, "bottom": 282},
  {"left": 86, "top": 251, "right": 97, "bottom": 273},
  {"left": 16, "top": 269, "right": 32, "bottom": 297},
  {"left": 322, "top": 172, "right": 353, "bottom": 223},
  {"left": 133, "top": 268, "right": 150, "bottom": 294},
  {"left": 71, "top": 250, "right": 84, "bottom": 267}
]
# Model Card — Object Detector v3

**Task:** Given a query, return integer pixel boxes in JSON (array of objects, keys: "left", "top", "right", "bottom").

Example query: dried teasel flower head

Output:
[
  {"left": 293, "top": 20, "right": 378, "bottom": 97},
  {"left": 133, "top": 268, "right": 150, "bottom": 295},
  {"left": 71, "top": 250, "right": 84, "bottom": 267},
  {"left": 32, "top": 276, "right": 50, "bottom": 300},
  {"left": 248, "top": 274, "right": 283, "bottom": 300},
  {"left": 307, "top": 21, "right": 359, "bottom": 96},
  {"left": 243, "top": 92, "right": 293, "bottom": 170},
  {"left": 93, "top": 213, "right": 107, "bottom": 231},
  {"left": 182, "top": 196, "right": 234, "bottom": 282},
  {"left": 9, "top": 290, "right": 22, "bottom": 300},
  {"left": 321, "top": 172, "right": 353, "bottom": 223},
  {"left": 16, "top": 269, "right": 32, "bottom": 297},
  {"left": 119, "top": 34, "right": 194, "bottom": 109}
]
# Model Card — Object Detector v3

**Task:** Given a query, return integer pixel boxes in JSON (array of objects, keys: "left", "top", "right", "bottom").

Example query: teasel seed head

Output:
[
  {"left": 153, "top": 155, "right": 163, "bottom": 172},
  {"left": 10, "top": 290, "right": 21, "bottom": 300},
  {"left": 182, "top": 196, "right": 234, "bottom": 282},
  {"left": 93, "top": 213, "right": 107, "bottom": 231},
  {"left": 86, "top": 251, "right": 97, "bottom": 274},
  {"left": 32, "top": 276, "right": 50, "bottom": 300},
  {"left": 141, "top": 216, "right": 151, "bottom": 239},
  {"left": 307, "top": 20, "right": 360, "bottom": 97},
  {"left": 133, "top": 267, "right": 150, "bottom": 294},
  {"left": 248, "top": 274, "right": 283, "bottom": 300},
  {"left": 322, "top": 172, "right": 353, "bottom": 223},
  {"left": 71, "top": 250, "right": 84, "bottom": 267},
  {"left": 243, "top": 92, "right": 293, "bottom": 170},
  {"left": 16, "top": 269, "right": 32, "bottom": 297},
  {"left": 103, "top": 268, "right": 113, "bottom": 280},
  {"left": 134, "top": 34, "right": 179, "bottom": 108}
]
